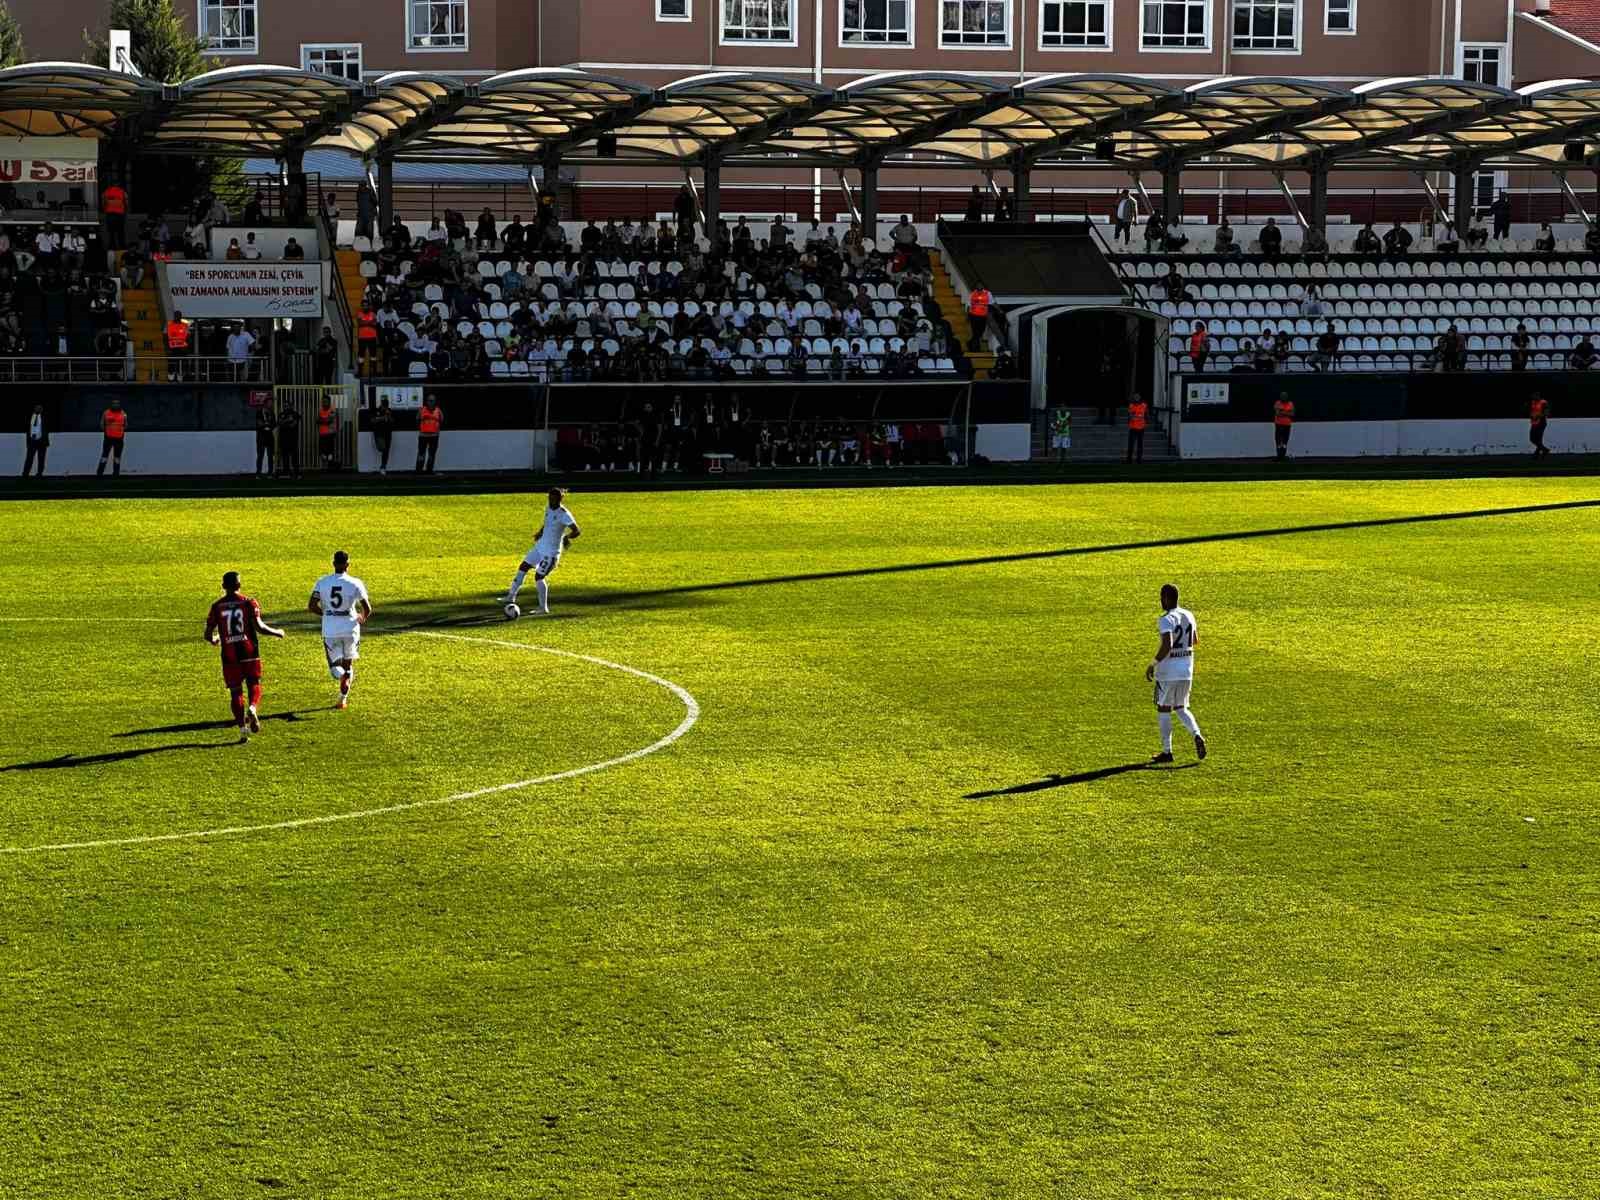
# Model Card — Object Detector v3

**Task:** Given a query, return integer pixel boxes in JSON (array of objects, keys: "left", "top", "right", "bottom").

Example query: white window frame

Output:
[
  {"left": 301, "top": 43, "right": 364, "bottom": 81},
  {"left": 198, "top": 0, "right": 259, "bottom": 55},
  {"left": 1324, "top": 0, "right": 1355, "bottom": 36},
  {"left": 1037, "top": 0, "right": 1112, "bottom": 51},
  {"left": 657, "top": 0, "right": 691, "bottom": 21},
  {"left": 1231, "top": 0, "right": 1301, "bottom": 53},
  {"left": 840, "top": 0, "right": 916, "bottom": 48},
  {"left": 1458, "top": 42, "right": 1506, "bottom": 87},
  {"left": 1139, "top": 0, "right": 1211, "bottom": 52},
  {"left": 720, "top": 0, "right": 800, "bottom": 45},
  {"left": 939, "top": 0, "right": 1013, "bottom": 49},
  {"left": 407, "top": 0, "right": 470, "bottom": 51}
]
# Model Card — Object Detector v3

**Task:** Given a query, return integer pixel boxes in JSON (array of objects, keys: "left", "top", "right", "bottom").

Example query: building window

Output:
[
  {"left": 722, "top": 0, "right": 796, "bottom": 42},
  {"left": 1141, "top": 0, "right": 1208, "bottom": 49},
  {"left": 843, "top": 0, "right": 913, "bottom": 44},
  {"left": 201, "top": 0, "right": 258, "bottom": 53},
  {"left": 1460, "top": 44, "right": 1504, "bottom": 86},
  {"left": 1232, "top": 0, "right": 1298, "bottom": 50},
  {"left": 409, "top": 0, "right": 468, "bottom": 49},
  {"left": 940, "top": 0, "right": 1010, "bottom": 46},
  {"left": 658, "top": 0, "right": 690, "bottom": 19},
  {"left": 1325, "top": 0, "right": 1354, "bottom": 34},
  {"left": 1040, "top": 0, "right": 1110, "bottom": 48},
  {"left": 302, "top": 44, "right": 363, "bottom": 80}
]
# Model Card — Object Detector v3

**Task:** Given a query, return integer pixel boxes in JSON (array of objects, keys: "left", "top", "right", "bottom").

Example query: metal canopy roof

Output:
[{"left": 5, "top": 61, "right": 1600, "bottom": 174}]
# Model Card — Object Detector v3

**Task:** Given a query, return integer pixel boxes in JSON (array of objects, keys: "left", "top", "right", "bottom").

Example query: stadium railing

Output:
[{"left": 0, "top": 355, "right": 272, "bottom": 384}]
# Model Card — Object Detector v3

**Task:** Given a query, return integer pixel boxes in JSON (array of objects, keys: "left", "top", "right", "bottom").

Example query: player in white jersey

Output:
[
  {"left": 502, "top": 488, "right": 581, "bottom": 615},
  {"left": 307, "top": 549, "right": 372, "bottom": 710},
  {"left": 1145, "top": 583, "right": 1207, "bottom": 764}
]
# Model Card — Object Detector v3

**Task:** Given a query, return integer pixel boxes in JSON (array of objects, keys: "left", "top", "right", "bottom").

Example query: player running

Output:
[
  {"left": 1145, "top": 583, "right": 1207, "bottom": 764},
  {"left": 503, "top": 488, "right": 581, "bottom": 616},
  {"left": 308, "top": 550, "right": 372, "bottom": 710},
  {"left": 205, "top": 570, "right": 287, "bottom": 742}
]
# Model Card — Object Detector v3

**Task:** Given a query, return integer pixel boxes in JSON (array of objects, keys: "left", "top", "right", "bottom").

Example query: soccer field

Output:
[{"left": 1, "top": 477, "right": 1596, "bottom": 1198}]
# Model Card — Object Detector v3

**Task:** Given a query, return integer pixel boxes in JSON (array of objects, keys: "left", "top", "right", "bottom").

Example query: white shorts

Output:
[
  {"left": 324, "top": 634, "right": 361, "bottom": 663},
  {"left": 1153, "top": 677, "right": 1192, "bottom": 709},
  {"left": 523, "top": 549, "right": 561, "bottom": 578}
]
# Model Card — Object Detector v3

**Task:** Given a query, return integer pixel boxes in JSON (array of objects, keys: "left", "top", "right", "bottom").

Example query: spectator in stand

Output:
[
  {"left": 242, "top": 232, "right": 262, "bottom": 261},
  {"left": 356, "top": 181, "right": 376, "bottom": 243},
  {"left": 1302, "top": 224, "right": 1329, "bottom": 260},
  {"left": 1257, "top": 217, "right": 1282, "bottom": 260},
  {"left": 1436, "top": 324, "right": 1465, "bottom": 371},
  {"left": 21, "top": 403, "right": 47, "bottom": 477},
  {"left": 580, "top": 219, "right": 602, "bottom": 253},
  {"left": 314, "top": 325, "right": 339, "bottom": 384},
  {"left": 674, "top": 184, "right": 698, "bottom": 239},
  {"left": 1114, "top": 188, "right": 1136, "bottom": 244},
  {"left": 474, "top": 206, "right": 497, "bottom": 250},
  {"left": 1436, "top": 220, "right": 1460, "bottom": 254},
  {"left": 994, "top": 187, "right": 1013, "bottom": 221},
  {"left": 1383, "top": 220, "right": 1414, "bottom": 258},
  {"left": 1143, "top": 210, "right": 1165, "bottom": 253},
  {"left": 60, "top": 228, "right": 86, "bottom": 272},
  {"left": 804, "top": 220, "right": 824, "bottom": 249},
  {"left": 321, "top": 191, "right": 340, "bottom": 232},
  {"left": 1214, "top": 217, "right": 1241, "bottom": 256},
  {"left": 207, "top": 194, "right": 230, "bottom": 229},
  {"left": 185, "top": 217, "right": 207, "bottom": 258},
  {"left": 1570, "top": 335, "right": 1597, "bottom": 370},
  {"left": 965, "top": 185, "right": 986, "bottom": 222},
  {"left": 965, "top": 282, "right": 992, "bottom": 351},
  {"left": 283, "top": 237, "right": 306, "bottom": 261},
  {"left": 226, "top": 322, "right": 257, "bottom": 380},
  {"left": 1252, "top": 337, "right": 1276, "bottom": 373},
  {"left": 1162, "top": 264, "right": 1191, "bottom": 303},
  {"left": 1491, "top": 190, "right": 1512, "bottom": 240},
  {"left": 101, "top": 180, "right": 128, "bottom": 249},
  {"left": 1299, "top": 281, "right": 1325, "bottom": 318},
  {"left": 1585, "top": 220, "right": 1600, "bottom": 255},
  {"left": 1510, "top": 322, "right": 1531, "bottom": 370},
  {"left": 1535, "top": 222, "right": 1557, "bottom": 253},
  {"left": 33, "top": 222, "right": 60, "bottom": 268},
  {"left": 120, "top": 244, "right": 146, "bottom": 289},
  {"left": 1189, "top": 321, "right": 1209, "bottom": 372},
  {"left": 770, "top": 215, "right": 793, "bottom": 249},
  {"left": 1466, "top": 213, "right": 1489, "bottom": 249},
  {"left": 1312, "top": 324, "right": 1340, "bottom": 372},
  {"left": 225, "top": 237, "right": 244, "bottom": 261},
  {"left": 503, "top": 214, "right": 526, "bottom": 255},
  {"left": 1163, "top": 216, "right": 1189, "bottom": 252},
  {"left": 1272, "top": 328, "right": 1291, "bottom": 370},
  {"left": 891, "top": 215, "right": 917, "bottom": 249},
  {"left": 243, "top": 190, "right": 265, "bottom": 226},
  {"left": 1353, "top": 222, "right": 1381, "bottom": 255}
]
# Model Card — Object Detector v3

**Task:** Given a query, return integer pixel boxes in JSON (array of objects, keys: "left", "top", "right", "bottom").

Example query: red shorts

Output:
[{"left": 222, "top": 660, "right": 263, "bottom": 689}]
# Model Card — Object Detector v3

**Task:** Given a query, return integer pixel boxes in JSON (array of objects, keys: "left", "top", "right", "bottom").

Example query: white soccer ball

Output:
[{"left": 503, "top": 603, "right": 521, "bottom": 621}]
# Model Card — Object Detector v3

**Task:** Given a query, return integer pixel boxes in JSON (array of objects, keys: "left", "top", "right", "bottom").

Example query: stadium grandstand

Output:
[{"left": 6, "top": 34, "right": 1600, "bottom": 469}]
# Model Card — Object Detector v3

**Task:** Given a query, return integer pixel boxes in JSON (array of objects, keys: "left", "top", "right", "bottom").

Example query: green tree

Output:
[
  {"left": 84, "top": 0, "right": 243, "bottom": 215},
  {"left": 0, "top": 0, "right": 26, "bottom": 68}
]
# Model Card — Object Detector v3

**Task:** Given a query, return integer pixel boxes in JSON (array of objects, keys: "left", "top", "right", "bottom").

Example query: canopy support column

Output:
[
  {"left": 376, "top": 155, "right": 395, "bottom": 234},
  {"left": 702, "top": 159, "right": 721, "bottom": 235},
  {"left": 1013, "top": 159, "right": 1032, "bottom": 223},
  {"left": 1558, "top": 171, "right": 1592, "bottom": 224},
  {"left": 1306, "top": 163, "right": 1329, "bottom": 232},
  {"left": 860, "top": 162, "right": 880, "bottom": 246},
  {"left": 1452, "top": 163, "right": 1476, "bottom": 234},
  {"left": 1161, "top": 164, "right": 1182, "bottom": 225}
]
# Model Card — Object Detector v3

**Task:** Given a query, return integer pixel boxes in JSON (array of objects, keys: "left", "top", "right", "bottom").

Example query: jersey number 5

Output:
[{"left": 330, "top": 585, "right": 344, "bottom": 610}]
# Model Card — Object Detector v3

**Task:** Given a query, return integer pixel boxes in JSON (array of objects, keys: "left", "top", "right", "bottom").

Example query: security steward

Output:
[
  {"left": 416, "top": 395, "right": 443, "bottom": 474},
  {"left": 356, "top": 303, "right": 380, "bottom": 376},
  {"left": 1274, "top": 392, "right": 1295, "bottom": 460},
  {"left": 97, "top": 398, "right": 128, "bottom": 476},
  {"left": 1126, "top": 392, "right": 1148, "bottom": 465},
  {"left": 165, "top": 309, "right": 192, "bottom": 382},
  {"left": 1529, "top": 392, "right": 1551, "bottom": 459},
  {"left": 317, "top": 396, "right": 340, "bottom": 470},
  {"left": 966, "top": 284, "right": 993, "bottom": 352}
]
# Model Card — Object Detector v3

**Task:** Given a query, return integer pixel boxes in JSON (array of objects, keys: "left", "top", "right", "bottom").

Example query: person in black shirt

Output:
[
  {"left": 1569, "top": 335, "right": 1597, "bottom": 370},
  {"left": 276, "top": 405, "right": 301, "bottom": 477},
  {"left": 1535, "top": 222, "right": 1557, "bottom": 253},
  {"left": 370, "top": 396, "right": 395, "bottom": 474},
  {"left": 1383, "top": 221, "right": 1414, "bottom": 258},
  {"left": 1491, "top": 190, "right": 1512, "bottom": 240},
  {"left": 964, "top": 185, "right": 986, "bottom": 222},
  {"left": 1353, "top": 223, "right": 1381, "bottom": 255},
  {"left": 254, "top": 404, "right": 276, "bottom": 476},
  {"left": 1510, "top": 322, "right": 1531, "bottom": 371},
  {"left": 1312, "top": 325, "right": 1340, "bottom": 372},
  {"left": 1258, "top": 218, "right": 1283, "bottom": 260},
  {"left": 314, "top": 326, "right": 339, "bottom": 384}
]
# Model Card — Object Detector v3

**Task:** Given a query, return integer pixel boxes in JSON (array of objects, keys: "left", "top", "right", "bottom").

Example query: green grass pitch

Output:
[{"left": 1, "top": 477, "right": 1596, "bottom": 1197}]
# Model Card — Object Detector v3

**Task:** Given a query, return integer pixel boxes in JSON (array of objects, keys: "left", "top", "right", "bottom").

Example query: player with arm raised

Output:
[
  {"left": 1144, "top": 583, "right": 1207, "bottom": 764},
  {"left": 308, "top": 550, "right": 372, "bottom": 710},
  {"left": 502, "top": 488, "right": 580, "bottom": 617},
  {"left": 205, "top": 570, "right": 287, "bottom": 742}
]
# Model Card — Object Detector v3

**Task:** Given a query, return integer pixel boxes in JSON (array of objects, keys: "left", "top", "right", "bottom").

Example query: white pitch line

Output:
[{"left": 0, "top": 630, "right": 700, "bottom": 856}]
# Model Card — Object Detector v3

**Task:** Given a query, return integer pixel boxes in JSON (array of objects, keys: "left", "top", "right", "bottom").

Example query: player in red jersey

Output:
[{"left": 204, "top": 570, "right": 287, "bottom": 742}]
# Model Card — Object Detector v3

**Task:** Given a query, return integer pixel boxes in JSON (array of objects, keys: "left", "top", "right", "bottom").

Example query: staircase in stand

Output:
[
  {"left": 119, "top": 259, "right": 167, "bottom": 382},
  {"left": 335, "top": 248, "right": 366, "bottom": 321},
  {"left": 1035, "top": 407, "right": 1179, "bottom": 464},
  {"left": 928, "top": 248, "right": 995, "bottom": 379}
]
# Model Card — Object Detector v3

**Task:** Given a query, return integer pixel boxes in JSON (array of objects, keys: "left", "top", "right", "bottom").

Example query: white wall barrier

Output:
[
  {"left": 1, "top": 432, "right": 257, "bottom": 476},
  {"left": 1180, "top": 418, "right": 1600, "bottom": 459},
  {"left": 356, "top": 430, "right": 540, "bottom": 473}
]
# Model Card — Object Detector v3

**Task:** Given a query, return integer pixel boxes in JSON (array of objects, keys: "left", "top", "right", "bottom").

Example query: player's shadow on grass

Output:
[
  {"left": 1, "top": 741, "right": 242, "bottom": 772},
  {"left": 271, "top": 590, "right": 717, "bottom": 633},
  {"left": 112, "top": 707, "right": 333, "bottom": 739},
  {"left": 965, "top": 761, "right": 1200, "bottom": 798}
]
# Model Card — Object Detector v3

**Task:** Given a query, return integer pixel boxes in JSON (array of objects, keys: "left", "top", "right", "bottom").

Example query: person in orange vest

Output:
[
  {"left": 165, "top": 309, "right": 191, "bottom": 382},
  {"left": 1273, "top": 392, "right": 1295, "bottom": 460},
  {"left": 356, "top": 304, "right": 380, "bottom": 376},
  {"left": 101, "top": 181, "right": 128, "bottom": 250},
  {"left": 1529, "top": 392, "right": 1551, "bottom": 458},
  {"left": 1189, "top": 321, "right": 1210, "bottom": 372},
  {"left": 1125, "top": 392, "right": 1148, "bottom": 464},
  {"left": 97, "top": 398, "right": 127, "bottom": 477},
  {"left": 317, "top": 397, "right": 340, "bottom": 470},
  {"left": 416, "top": 395, "right": 443, "bottom": 474},
  {"left": 966, "top": 284, "right": 992, "bottom": 352}
]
